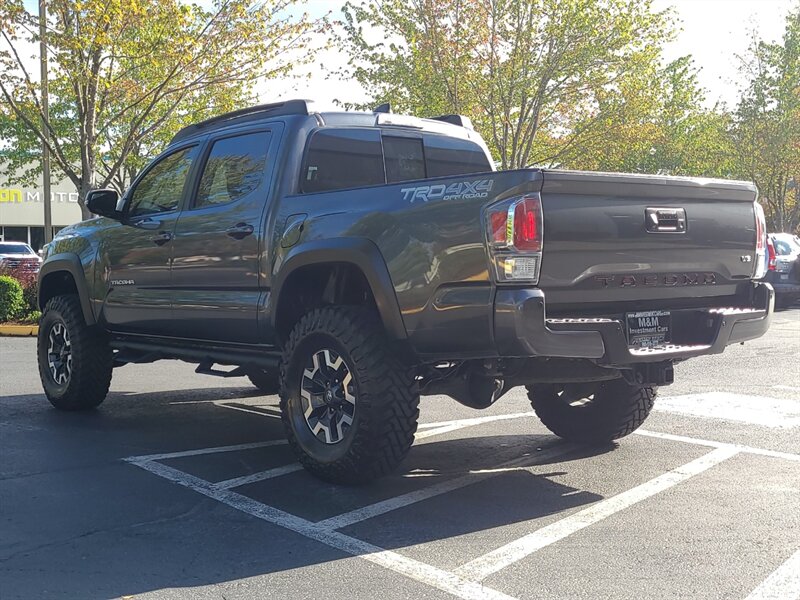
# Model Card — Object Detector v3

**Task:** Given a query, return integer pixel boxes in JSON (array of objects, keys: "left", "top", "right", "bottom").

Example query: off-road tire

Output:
[
  {"left": 247, "top": 369, "right": 280, "bottom": 395},
  {"left": 279, "top": 306, "right": 419, "bottom": 484},
  {"left": 527, "top": 379, "right": 655, "bottom": 444},
  {"left": 37, "top": 294, "right": 113, "bottom": 411}
]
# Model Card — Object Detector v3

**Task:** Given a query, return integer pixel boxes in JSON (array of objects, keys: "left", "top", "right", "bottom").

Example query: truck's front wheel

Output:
[
  {"left": 279, "top": 307, "right": 419, "bottom": 484},
  {"left": 37, "top": 294, "right": 113, "bottom": 411},
  {"left": 527, "top": 379, "right": 655, "bottom": 444}
]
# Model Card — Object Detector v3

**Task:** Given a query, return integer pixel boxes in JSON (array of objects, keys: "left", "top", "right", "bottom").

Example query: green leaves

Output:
[
  {"left": 0, "top": 0, "right": 324, "bottom": 210},
  {"left": 732, "top": 8, "right": 800, "bottom": 231}
]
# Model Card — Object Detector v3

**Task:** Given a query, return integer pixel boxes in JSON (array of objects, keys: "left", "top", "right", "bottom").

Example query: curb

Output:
[{"left": 0, "top": 324, "right": 39, "bottom": 337}]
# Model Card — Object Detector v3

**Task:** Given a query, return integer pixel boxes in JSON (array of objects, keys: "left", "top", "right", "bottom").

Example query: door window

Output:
[
  {"left": 195, "top": 131, "right": 272, "bottom": 208},
  {"left": 301, "top": 129, "right": 385, "bottom": 193},
  {"left": 127, "top": 146, "right": 195, "bottom": 218},
  {"left": 384, "top": 136, "right": 426, "bottom": 183}
]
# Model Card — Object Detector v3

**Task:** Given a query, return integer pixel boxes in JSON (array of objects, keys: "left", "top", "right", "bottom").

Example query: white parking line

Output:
[
  {"left": 635, "top": 429, "right": 800, "bottom": 462},
  {"left": 127, "top": 457, "right": 518, "bottom": 600},
  {"left": 213, "top": 463, "right": 304, "bottom": 490},
  {"left": 417, "top": 412, "right": 535, "bottom": 430},
  {"left": 316, "top": 443, "right": 577, "bottom": 531},
  {"left": 773, "top": 385, "right": 800, "bottom": 393},
  {"left": 131, "top": 439, "right": 288, "bottom": 462},
  {"left": 215, "top": 403, "right": 283, "bottom": 418},
  {"left": 453, "top": 446, "right": 740, "bottom": 581},
  {"left": 415, "top": 413, "right": 535, "bottom": 439},
  {"left": 654, "top": 392, "right": 800, "bottom": 428},
  {"left": 745, "top": 549, "right": 800, "bottom": 600}
]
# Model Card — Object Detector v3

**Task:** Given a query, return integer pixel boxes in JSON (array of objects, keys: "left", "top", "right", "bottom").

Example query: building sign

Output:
[{"left": 0, "top": 188, "right": 80, "bottom": 204}]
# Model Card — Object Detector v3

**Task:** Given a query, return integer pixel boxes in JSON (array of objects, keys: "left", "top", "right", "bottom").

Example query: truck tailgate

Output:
[{"left": 538, "top": 170, "right": 758, "bottom": 308}]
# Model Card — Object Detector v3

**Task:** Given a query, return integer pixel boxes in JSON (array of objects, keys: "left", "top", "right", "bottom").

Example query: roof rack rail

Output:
[
  {"left": 430, "top": 114, "right": 473, "bottom": 129},
  {"left": 171, "top": 99, "right": 313, "bottom": 144}
]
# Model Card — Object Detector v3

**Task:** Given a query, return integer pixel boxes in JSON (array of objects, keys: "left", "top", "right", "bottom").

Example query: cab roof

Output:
[{"left": 170, "top": 99, "right": 478, "bottom": 145}]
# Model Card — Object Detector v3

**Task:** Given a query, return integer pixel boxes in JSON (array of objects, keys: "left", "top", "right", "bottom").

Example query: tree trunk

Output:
[{"left": 78, "top": 176, "right": 95, "bottom": 221}]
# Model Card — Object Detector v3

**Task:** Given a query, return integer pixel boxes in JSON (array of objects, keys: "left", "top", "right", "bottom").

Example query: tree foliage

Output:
[
  {"left": 337, "top": 0, "right": 675, "bottom": 170},
  {"left": 0, "top": 0, "right": 323, "bottom": 215},
  {"left": 732, "top": 8, "right": 800, "bottom": 232}
]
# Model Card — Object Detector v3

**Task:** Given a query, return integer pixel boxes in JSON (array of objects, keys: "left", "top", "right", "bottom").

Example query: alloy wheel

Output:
[
  {"left": 47, "top": 322, "right": 72, "bottom": 386},
  {"left": 300, "top": 348, "right": 356, "bottom": 444}
]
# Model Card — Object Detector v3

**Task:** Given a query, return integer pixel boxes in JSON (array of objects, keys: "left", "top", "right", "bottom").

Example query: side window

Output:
[
  {"left": 424, "top": 135, "right": 492, "bottom": 178},
  {"left": 195, "top": 131, "right": 271, "bottom": 208},
  {"left": 302, "top": 129, "right": 384, "bottom": 193},
  {"left": 128, "top": 147, "right": 195, "bottom": 218},
  {"left": 384, "top": 136, "right": 426, "bottom": 183}
]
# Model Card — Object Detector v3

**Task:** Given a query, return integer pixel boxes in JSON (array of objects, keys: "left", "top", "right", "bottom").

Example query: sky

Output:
[
  {"left": 16, "top": 0, "right": 796, "bottom": 110},
  {"left": 653, "top": 0, "right": 793, "bottom": 108}
]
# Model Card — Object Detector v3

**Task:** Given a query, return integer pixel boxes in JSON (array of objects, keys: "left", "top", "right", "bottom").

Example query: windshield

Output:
[{"left": 0, "top": 243, "right": 33, "bottom": 255}]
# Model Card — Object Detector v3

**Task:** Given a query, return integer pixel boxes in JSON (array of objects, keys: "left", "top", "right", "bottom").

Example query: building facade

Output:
[{"left": 0, "top": 173, "right": 84, "bottom": 251}]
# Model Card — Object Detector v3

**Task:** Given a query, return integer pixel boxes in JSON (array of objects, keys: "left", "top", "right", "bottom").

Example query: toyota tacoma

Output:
[{"left": 37, "top": 100, "right": 774, "bottom": 483}]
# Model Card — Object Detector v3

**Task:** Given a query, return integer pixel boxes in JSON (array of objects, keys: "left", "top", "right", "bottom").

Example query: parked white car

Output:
[{"left": 0, "top": 242, "right": 43, "bottom": 274}]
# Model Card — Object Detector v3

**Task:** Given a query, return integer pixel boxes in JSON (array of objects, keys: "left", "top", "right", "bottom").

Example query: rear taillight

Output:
[
  {"left": 767, "top": 237, "right": 777, "bottom": 271},
  {"left": 513, "top": 197, "right": 542, "bottom": 252},
  {"left": 753, "top": 202, "right": 769, "bottom": 279},
  {"left": 485, "top": 194, "right": 543, "bottom": 283}
]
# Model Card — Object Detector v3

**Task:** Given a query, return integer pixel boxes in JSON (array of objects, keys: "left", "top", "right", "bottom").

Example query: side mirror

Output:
[{"left": 86, "top": 189, "right": 121, "bottom": 219}]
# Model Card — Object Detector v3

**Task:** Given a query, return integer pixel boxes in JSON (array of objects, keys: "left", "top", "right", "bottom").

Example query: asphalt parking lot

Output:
[{"left": 1, "top": 308, "right": 799, "bottom": 600}]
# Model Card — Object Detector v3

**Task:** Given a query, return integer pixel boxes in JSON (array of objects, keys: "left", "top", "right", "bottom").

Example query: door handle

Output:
[
  {"left": 151, "top": 231, "right": 173, "bottom": 246},
  {"left": 226, "top": 222, "right": 254, "bottom": 240},
  {"left": 136, "top": 217, "right": 161, "bottom": 231}
]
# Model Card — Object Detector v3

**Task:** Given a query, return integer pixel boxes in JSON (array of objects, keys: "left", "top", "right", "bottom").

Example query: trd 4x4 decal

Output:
[{"left": 401, "top": 179, "right": 494, "bottom": 203}]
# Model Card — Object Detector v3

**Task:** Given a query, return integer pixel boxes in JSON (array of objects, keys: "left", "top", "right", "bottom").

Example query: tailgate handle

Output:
[{"left": 646, "top": 207, "right": 686, "bottom": 233}]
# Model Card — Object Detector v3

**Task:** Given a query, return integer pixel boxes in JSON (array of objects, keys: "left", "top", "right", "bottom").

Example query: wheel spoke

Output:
[
  {"left": 46, "top": 321, "right": 72, "bottom": 386},
  {"left": 300, "top": 348, "right": 357, "bottom": 445}
]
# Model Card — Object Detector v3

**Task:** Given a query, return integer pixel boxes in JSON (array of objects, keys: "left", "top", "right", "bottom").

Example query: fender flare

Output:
[
  {"left": 271, "top": 238, "right": 407, "bottom": 340},
  {"left": 38, "top": 253, "right": 96, "bottom": 325}
]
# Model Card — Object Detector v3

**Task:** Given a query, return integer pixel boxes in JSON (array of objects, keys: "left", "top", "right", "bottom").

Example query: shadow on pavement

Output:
[{"left": 1, "top": 385, "right": 614, "bottom": 599}]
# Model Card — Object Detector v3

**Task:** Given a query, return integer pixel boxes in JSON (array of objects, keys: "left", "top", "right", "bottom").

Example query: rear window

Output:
[
  {"left": 302, "top": 129, "right": 385, "bottom": 193},
  {"left": 424, "top": 134, "right": 491, "bottom": 177},
  {"left": 773, "top": 239, "right": 795, "bottom": 256}
]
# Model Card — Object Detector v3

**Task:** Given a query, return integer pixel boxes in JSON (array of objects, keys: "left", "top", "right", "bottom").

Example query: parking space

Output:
[{"left": 1, "top": 308, "right": 799, "bottom": 599}]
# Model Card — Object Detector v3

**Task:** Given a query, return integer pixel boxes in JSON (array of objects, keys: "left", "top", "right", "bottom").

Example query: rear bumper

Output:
[{"left": 494, "top": 282, "right": 774, "bottom": 365}]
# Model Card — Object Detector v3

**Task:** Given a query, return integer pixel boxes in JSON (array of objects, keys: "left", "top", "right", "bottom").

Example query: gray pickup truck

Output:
[{"left": 37, "top": 100, "right": 773, "bottom": 483}]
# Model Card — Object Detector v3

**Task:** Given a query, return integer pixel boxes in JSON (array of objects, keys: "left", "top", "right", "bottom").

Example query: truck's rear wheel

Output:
[
  {"left": 37, "top": 294, "right": 113, "bottom": 411},
  {"left": 279, "top": 307, "right": 419, "bottom": 484},
  {"left": 527, "top": 379, "right": 655, "bottom": 444}
]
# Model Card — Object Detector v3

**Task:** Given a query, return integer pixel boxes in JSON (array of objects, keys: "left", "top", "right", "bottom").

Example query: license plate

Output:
[
  {"left": 781, "top": 274, "right": 789, "bottom": 280},
  {"left": 626, "top": 310, "right": 671, "bottom": 348}
]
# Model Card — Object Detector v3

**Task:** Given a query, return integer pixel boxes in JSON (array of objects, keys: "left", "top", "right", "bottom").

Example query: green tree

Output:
[
  {"left": 337, "top": 0, "right": 675, "bottom": 170},
  {"left": 0, "top": 0, "right": 323, "bottom": 217},
  {"left": 732, "top": 7, "right": 800, "bottom": 232},
  {"left": 561, "top": 56, "right": 736, "bottom": 178}
]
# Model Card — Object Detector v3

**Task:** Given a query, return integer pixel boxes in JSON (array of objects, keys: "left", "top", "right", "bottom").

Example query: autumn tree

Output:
[
  {"left": 336, "top": 0, "right": 674, "bottom": 169},
  {"left": 732, "top": 7, "right": 800, "bottom": 232},
  {"left": 561, "top": 56, "right": 736, "bottom": 178},
  {"left": 0, "top": 0, "right": 323, "bottom": 217}
]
